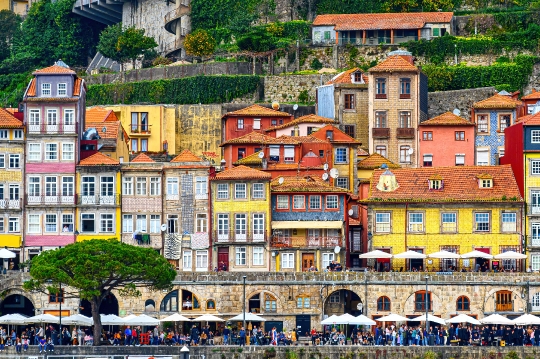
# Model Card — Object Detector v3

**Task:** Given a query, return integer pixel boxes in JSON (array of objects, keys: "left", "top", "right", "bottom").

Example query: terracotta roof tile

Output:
[
  {"left": 73, "top": 77, "right": 83, "bottom": 97},
  {"left": 79, "top": 152, "right": 120, "bottom": 166},
  {"left": 357, "top": 148, "right": 369, "bottom": 156},
  {"left": 516, "top": 111, "right": 540, "bottom": 126},
  {"left": 131, "top": 153, "right": 155, "bottom": 163},
  {"left": 310, "top": 124, "right": 360, "bottom": 144},
  {"left": 27, "top": 78, "right": 36, "bottom": 97},
  {"left": 234, "top": 151, "right": 263, "bottom": 166},
  {"left": 85, "top": 121, "right": 120, "bottom": 140},
  {"left": 86, "top": 107, "right": 118, "bottom": 123},
  {"left": 369, "top": 55, "right": 419, "bottom": 72},
  {"left": 358, "top": 153, "right": 400, "bottom": 169},
  {"left": 419, "top": 112, "right": 475, "bottom": 126},
  {"left": 313, "top": 12, "right": 453, "bottom": 30},
  {"left": 265, "top": 114, "right": 336, "bottom": 131},
  {"left": 270, "top": 176, "right": 347, "bottom": 192},
  {"left": 0, "top": 108, "right": 23, "bottom": 128},
  {"left": 474, "top": 94, "right": 523, "bottom": 109},
  {"left": 171, "top": 149, "right": 203, "bottom": 163},
  {"left": 326, "top": 68, "right": 369, "bottom": 85},
  {"left": 33, "top": 64, "right": 76, "bottom": 75},
  {"left": 214, "top": 165, "right": 271, "bottom": 180},
  {"left": 367, "top": 165, "right": 522, "bottom": 202},
  {"left": 522, "top": 89, "right": 540, "bottom": 101},
  {"left": 349, "top": 218, "right": 361, "bottom": 226},
  {"left": 220, "top": 132, "right": 273, "bottom": 146},
  {"left": 223, "top": 104, "right": 291, "bottom": 118}
]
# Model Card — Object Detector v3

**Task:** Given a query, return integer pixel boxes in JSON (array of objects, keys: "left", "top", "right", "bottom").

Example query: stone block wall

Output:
[
  {"left": 264, "top": 74, "right": 333, "bottom": 103},
  {"left": 427, "top": 87, "right": 496, "bottom": 121}
]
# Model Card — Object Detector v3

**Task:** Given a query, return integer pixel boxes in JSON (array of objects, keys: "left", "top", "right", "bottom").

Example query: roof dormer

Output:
[
  {"left": 477, "top": 174, "right": 493, "bottom": 188},
  {"left": 351, "top": 70, "right": 365, "bottom": 84},
  {"left": 428, "top": 174, "right": 443, "bottom": 190}
]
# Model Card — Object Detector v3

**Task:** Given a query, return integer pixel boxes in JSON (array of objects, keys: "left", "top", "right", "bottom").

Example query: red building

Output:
[
  {"left": 418, "top": 112, "right": 476, "bottom": 167},
  {"left": 521, "top": 90, "right": 540, "bottom": 115}
]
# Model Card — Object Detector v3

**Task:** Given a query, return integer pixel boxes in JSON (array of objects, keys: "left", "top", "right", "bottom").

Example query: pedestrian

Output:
[
  {"left": 124, "top": 326, "right": 132, "bottom": 346},
  {"left": 223, "top": 326, "right": 230, "bottom": 345},
  {"left": 239, "top": 327, "right": 246, "bottom": 346}
]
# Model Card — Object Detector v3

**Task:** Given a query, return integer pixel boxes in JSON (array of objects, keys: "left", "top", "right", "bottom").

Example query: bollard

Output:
[{"left": 181, "top": 344, "right": 189, "bottom": 359}]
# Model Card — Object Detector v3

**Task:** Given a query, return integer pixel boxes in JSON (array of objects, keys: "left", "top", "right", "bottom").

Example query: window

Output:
[
  {"left": 423, "top": 131, "right": 433, "bottom": 141},
  {"left": 28, "top": 144, "right": 41, "bottom": 161},
  {"left": 62, "top": 143, "right": 74, "bottom": 160},
  {"left": 297, "top": 297, "right": 310, "bottom": 308},
  {"left": 532, "top": 130, "right": 540, "bottom": 143},
  {"left": 8, "top": 217, "right": 18, "bottom": 232},
  {"left": 13, "top": 130, "right": 22, "bottom": 139},
  {"left": 322, "top": 253, "right": 334, "bottom": 269},
  {"left": 400, "top": 78, "right": 411, "bottom": 96},
  {"left": 269, "top": 145, "right": 280, "bottom": 162},
  {"left": 82, "top": 176, "right": 95, "bottom": 197},
  {"left": 408, "top": 212, "right": 424, "bottom": 232},
  {"left": 99, "top": 177, "right": 114, "bottom": 198},
  {"left": 45, "top": 176, "right": 57, "bottom": 197},
  {"left": 455, "top": 296, "right": 471, "bottom": 311},
  {"left": 253, "top": 247, "right": 264, "bottom": 266},
  {"left": 123, "top": 177, "right": 133, "bottom": 195},
  {"left": 277, "top": 195, "right": 289, "bottom": 209},
  {"left": 29, "top": 109, "right": 40, "bottom": 127},
  {"left": 329, "top": 292, "right": 340, "bottom": 303},
  {"left": 441, "top": 213, "right": 457, "bottom": 233},
  {"left": 45, "top": 143, "right": 57, "bottom": 160},
  {"left": 9, "top": 185, "right": 19, "bottom": 201},
  {"left": 56, "top": 83, "right": 67, "bottom": 96},
  {"left": 423, "top": 154, "right": 433, "bottom": 167},
  {"left": 123, "top": 215, "right": 133, "bottom": 233},
  {"left": 150, "top": 215, "right": 160, "bottom": 233},
  {"left": 41, "top": 83, "right": 51, "bottom": 96},
  {"left": 284, "top": 146, "right": 295, "bottom": 162},
  {"left": 354, "top": 72, "right": 363, "bottom": 83},
  {"left": 82, "top": 213, "right": 95, "bottom": 232},
  {"left": 64, "top": 109, "right": 74, "bottom": 126},
  {"left": 399, "top": 111, "right": 411, "bottom": 128},
  {"left": 136, "top": 177, "right": 147, "bottom": 195},
  {"left": 480, "top": 179, "right": 493, "bottom": 188},
  {"left": 196, "top": 250, "right": 208, "bottom": 270},
  {"left": 217, "top": 214, "right": 229, "bottom": 237},
  {"left": 474, "top": 212, "right": 490, "bottom": 232},
  {"left": 281, "top": 253, "right": 294, "bottom": 269},
  {"left": 237, "top": 119, "right": 244, "bottom": 129},
  {"left": 166, "top": 178, "right": 178, "bottom": 195},
  {"left": 375, "top": 212, "right": 391, "bottom": 233},
  {"left": 0, "top": 130, "right": 7, "bottom": 139},
  {"left": 477, "top": 149, "right": 490, "bottom": 166},
  {"left": 253, "top": 118, "right": 261, "bottom": 130},
  {"left": 455, "top": 131, "right": 465, "bottom": 141},
  {"left": 195, "top": 177, "right": 208, "bottom": 196},
  {"left": 140, "top": 113, "right": 148, "bottom": 132},
  {"left": 375, "top": 111, "right": 387, "bottom": 127},
  {"left": 335, "top": 148, "right": 347, "bottom": 163},
  {"left": 376, "top": 78, "right": 386, "bottom": 97},
  {"left": 375, "top": 146, "right": 387, "bottom": 157},
  {"left": 235, "top": 214, "right": 247, "bottom": 237},
  {"left": 324, "top": 195, "right": 338, "bottom": 209},
  {"left": 456, "top": 154, "right": 465, "bottom": 166},
  {"left": 344, "top": 125, "right": 355, "bottom": 138},
  {"left": 400, "top": 146, "right": 411, "bottom": 163},
  {"left": 414, "top": 291, "right": 432, "bottom": 311},
  {"left": 49, "top": 290, "right": 64, "bottom": 303},
  {"left": 9, "top": 154, "right": 19, "bottom": 169},
  {"left": 271, "top": 119, "right": 277, "bottom": 126},
  {"left": 167, "top": 215, "right": 178, "bottom": 234},
  {"left": 532, "top": 161, "right": 540, "bottom": 176},
  {"left": 309, "top": 196, "right": 321, "bottom": 210},
  {"left": 47, "top": 109, "right": 57, "bottom": 126},
  {"left": 429, "top": 179, "right": 441, "bottom": 189},
  {"left": 432, "top": 27, "right": 440, "bottom": 36},
  {"left": 344, "top": 94, "right": 355, "bottom": 109},
  {"left": 532, "top": 255, "right": 540, "bottom": 271},
  {"left": 336, "top": 178, "right": 348, "bottom": 189},
  {"left": 477, "top": 115, "right": 489, "bottom": 133},
  {"left": 502, "top": 212, "right": 517, "bottom": 232},
  {"left": 0, "top": 154, "right": 4, "bottom": 168},
  {"left": 140, "top": 139, "right": 148, "bottom": 152},
  {"left": 265, "top": 294, "right": 277, "bottom": 312},
  {"left": 28, "top": 177, "right": 40, "bottom": 197},
  {"left": 131, "top": 139, "right": 138, "bottom": 152},
  {"left": 235, "top": 183, "right": 246, "bottom": 199},
  {"left": 499, "top": 114, "right": 511, "bottom": 132},
  {"left": 45, "top": 214, "right": 57, "bottom": 232},
  {"left": 235, "top": 247, "right": 246, "bottom": 265},
  {"left": 28, "top": 214, "right": 40, "bottom": 233},
  {"left": 217, "top": 183, "right": 228, "bottom": 199},
  {"left": 60, "top": 214, "right": 73, "bottom": 233},
  {"left": 252, "top": 183, "right": 264, "bottom": 199},
  {"left": 377, "top": 296, "right": 391, "bottom": 311},
  {"left": 150, "top": 177, "right": 161, "bottom": 196},
  {"left": 293, "top": 195, "right": 305, "bottom": 209},
  {"left": 136, "top": 215, "right": 147, "bottom": 232},
  {"left": 100, "top": 214, "right": 114, "bottom": 232},
  {"left": 196, "top": 214, "right": 207, "bottom": 233},
  {"left": 183, "top": 251, "right": 192, "bottom": 270}
]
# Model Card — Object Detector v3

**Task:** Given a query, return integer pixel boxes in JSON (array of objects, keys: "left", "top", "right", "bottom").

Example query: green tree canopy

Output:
[
  {"left": 184, "top": 29, "right": 216, "bottom": 60},
  {"left": 97, "top": 24, "right": 157, "bottom": 68},
  {"left": 23, "top": 239, "right": 176, "bottom": 345},
  {"left": 0, "top": 10, "right": 22, "bottom": 62}
]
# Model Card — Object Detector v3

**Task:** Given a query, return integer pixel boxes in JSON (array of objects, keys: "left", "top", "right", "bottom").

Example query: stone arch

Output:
[
  {"left": 401, "top": 286, "right": 443, "bottom": 315},
  {"left": 80, "top": 292, "right": 119, "bottom": 317},
  {"left": 0, "top": 293, "right": 35, "bottom": 317},
  {"left": 482, "top": 287, "right": 526, "bottom": 313},
  {"left": 323, "top": 288, "right": 364, "bottom": 316},
  {"left": 246, "top": 288, "right": 283, "bottom": 314}
]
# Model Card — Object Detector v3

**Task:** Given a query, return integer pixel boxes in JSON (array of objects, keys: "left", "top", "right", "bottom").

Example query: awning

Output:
[{"left": 271, "top": 221, "right": 343, "bottom": 229}]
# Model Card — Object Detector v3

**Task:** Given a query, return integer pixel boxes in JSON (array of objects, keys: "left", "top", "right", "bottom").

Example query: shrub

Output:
[
  {"left": 310, "top": 58, "right": 323, "bottom": 70},
  {"left": 152, "top": 56, "right": 173, "bottom": 67}
]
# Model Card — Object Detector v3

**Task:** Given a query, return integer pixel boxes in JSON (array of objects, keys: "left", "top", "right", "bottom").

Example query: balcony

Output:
[
  {"left": 213, "top": 230, "right": 267, "bottom": 243},
  {"left": 164, "top": 3, "right": 190, "bottom": 32},
  {"left": 396, "top": 127, "right": 415, "bottom": 139},
  {"left": 270, "top": 236, "right": 343, "bottom": 248},
  {"left": 530, "top": 206, "right": 540, "bottom": 215},
  {"left": 130, "top": 125, "right": 151, "bottom": 136},
  {"left": 26, "top": 195, "right": 75, "bottom": 205},
  {"left": 372, "top": 128, "right": 390, "bottom": 139},
  {"left": 77, "top": 194, "right": 120, "bottom": 206},
  {"left": 496, "top": 302, "right": 513, "bottom": 312},
  {"left": 0, "top": 200, "right": 21, "bottom": 209},
  {"left": 27, "top": 124, "right": 76, "bottom": 135},
  {"left": 531, "top": 237, "right": 540, "bottom": 246}
]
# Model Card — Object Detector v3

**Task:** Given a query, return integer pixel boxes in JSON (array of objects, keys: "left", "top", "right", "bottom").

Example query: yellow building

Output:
[
  {"left": 85, "top": 107, "right": 129, "bottom": 162},
  {"left": 357, "top": 152, "right": 399, "bottom": 182},
  {"left": 0, "top": 0, "right": 28, "bottom": 16},
  {"left": 211, "top": 165, "right": 272, "bottom": 272},
  {"left": 0, "top": 109, "right": 24, "bottom": 264},
  {"left": 365, "top": 165, "right": 523, "bottom": 271},
  {"left": 75, "top": 152, "right": 121, "bottom": 241}
]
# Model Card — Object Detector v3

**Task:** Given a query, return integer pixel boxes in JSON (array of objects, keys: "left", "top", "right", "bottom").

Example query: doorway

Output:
[
  {"left": 218, "top": 248, "right": 229, "bottom": 271},
  {"left": 0, "top": 294, "right": 35, "bottom": 316},
  {"left": 295, "top": 315, "right": 311, "bottom": 338},
  {"left": 475, "top": 247, "right": 491, "bottom": 270},
  {"left": 408, "top": 248, "right": 424, "bottom": 271},
  {"left": 302, "top": 253, "right": 314, "bottom": 271}
]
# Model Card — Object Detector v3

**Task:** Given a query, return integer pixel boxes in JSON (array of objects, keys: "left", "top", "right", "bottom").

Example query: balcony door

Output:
[
  {"left": 235, "top": 214, "right": 247, "bottom": 241},
  {"left": 302, "top": 253, "right": 314, "bottom": 272}
]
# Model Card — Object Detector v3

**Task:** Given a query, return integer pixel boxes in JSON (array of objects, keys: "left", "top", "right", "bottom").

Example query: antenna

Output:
[
  {"left": 323, "top": 163, "right": 329, "bottom": 171},
  {"left": 453, "top": 108, "right": 461, "bottom": 116},
  {"left": 322, "top": 173, "right": 329, "bottom": 181},
  {"left": 329, "top": 168, "right": 339, "bottom": 179},
  {"left": 258, "top": 152, "right": 264, "bottom": 159},
  {"left": 278, "top": 177, "right": 284, "bottom": 184}
]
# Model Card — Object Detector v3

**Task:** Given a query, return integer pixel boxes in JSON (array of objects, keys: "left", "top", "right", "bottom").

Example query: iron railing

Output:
[
  {"left": 77, "top": 194, "right": 121, "bottom": 206},
  {"left": 270, "top": 236, "right": 342, "bottom": 248},
  {"left": 213, "top": 230, "right": 267, "bottom": 243},
  {"left": 372, "top": 128, "right": 390, "bottom": 139},
  {"left": 396, "top": 127, "right": 415, "bottom": 139},
  {"left": 26, "top": 195, "right": 75, "bottom": 205}
]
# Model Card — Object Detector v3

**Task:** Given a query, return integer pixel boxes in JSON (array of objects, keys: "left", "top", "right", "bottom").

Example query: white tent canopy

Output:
[
  {"left": 25, "top": 314, "right": 59, "bottom": 324},
  {"left": 62, "top": 314, "right": 92, "bottom": 326},
  {"left": 160, "top": 313, "right": 191, "bottom": 322},
  {"left": 428, "top": 250, "right": 461, "bottom": 259},
  {"left": 124, "top": 314, "right": 160, "bottom": 326},
  {"left": 229, "top": 312, "right": 266, "bottom": 322},
  {"left": 320, "top": 315, "right": 340, "bottom": 325},
  {"left": 0, "top": 314, "right": 27, "bottom": 325},
  {"left": 460, "top": 250, "right": 493, "bottom": 259},
  {"left": 376, "top": 313, "right": 409, "bottom": 322},
  {"left": 480, "top": 314, "right": 514, "bottom": 325},
  {"left": 348, "top": 315, "right": 376, "bottom": 326},
  {"left": 334, "top": 313, "right": 356, "bottom": 324},
  {"left": 393, "top": 251, "right": 427, "bottom": 259},
  {"left": 512, "top": 314, "right": 540, "bottom": 326},
  {"left": 0, "top": 248, "right": 16, "bottom": 259},
  {"left": 494, "top": 251, "right": 527, "bottom": 259},
  {"left": 445, "top": 314, "right": 481, "bottom": 325},
  {"left": 409, "top": 314, "right": 446, "bottom": 325},
  {"left": 100, "top": 314, "right": 122, "bottom": 325},
  {"left": 192, "top": 314, "right": 224, "bottom": 322},
  {"left": 358, "top": 250, "right": 392, "bottom": 259}
]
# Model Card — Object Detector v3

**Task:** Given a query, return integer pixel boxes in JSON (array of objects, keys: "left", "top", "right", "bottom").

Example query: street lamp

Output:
[
  {"left": 243, "top": 276, "right": 247, "bottom": 330},
  {"left": 424, "top": 275, "right": 429, "bottom": 345}
]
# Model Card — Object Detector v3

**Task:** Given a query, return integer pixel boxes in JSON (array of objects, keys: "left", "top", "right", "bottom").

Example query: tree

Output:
[
  {"left": 23, "top": 239, "right": 176, "bottom": 345},
  {"left": 0, "top": 10, "right": 22, "bottom": 62},
  {"left": 96, "top": 23, "right": 123, "bottom": 62},
  {"left": 184, "top": 29, "right": 216, "bottom": 60}
]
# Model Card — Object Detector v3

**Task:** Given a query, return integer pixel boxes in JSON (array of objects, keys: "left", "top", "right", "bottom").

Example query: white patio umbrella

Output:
[
  {"left": 460, "top": 250, "right": 493, "bottom": 259},
  {"left": 118, "top": 314, "right": 137, "bottom": 325},
  {"left": 229, "top": 312, "right": 266, "bottom": 322},
  {"left": 375, "top": 313, "right": 409, "bottom": 322},
  {"left": 100, "top": 314, "right": 122, "bottom": 325},
  {"left": 358, "top": 250, "right": 392, "bottom": 259},
  {"left": 160, "top": 313, "right": 191, "bottom": 322},
  {"left": 480, "top": 314, "right": 514, "bottom": 325},
  {"left": 0, "top": 314, "right": 27, "bottom": 325},
  {"left": 445, "top": 314, "right": 481, "bottom": 325},
  {"left": 25, "top": 313, "right": 59, "bottom": 324},
  {"left": 62, "top": 314, "right": 92, "bottom": 326},
  {"left": 320, "top": 315, "right": 340, "bottom": 325},
  {"left": 348, "top": 315, "right": 376, "bottom": 326},
  {"left": 393, "top": 251, "right": 427, "bottom": 259},
  {"left": 494, "top": 251, "right": 527, "bottom": 259},
  {"left": 0, "top": 248, "right": 16, "bottom": 259},
  {"left": 125, "top": 314, "right": 160, "bottom": 326},
  {"left": 428, "top": 250, "right": 461, "bottom": 259},
  {"left": 192, "top": 314, "right": 224, "bottom": 322},
  {"left": 512, "top": 314, "right": 540, "bottom": 326},
  {"left": 335, "top": 313, "right": 356, "bottom": 324},
  {"left": 408, "top": 314, "right": 446, "bottom": 325}
]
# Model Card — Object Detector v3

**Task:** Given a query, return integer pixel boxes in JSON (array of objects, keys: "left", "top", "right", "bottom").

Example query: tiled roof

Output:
[
  {"left": 85, "top": 121, "right": 120, "bottom": 140},
  {"left": 358, "top": 153, "right": 400, "bottom": 169},
  {"left": 265, "top": 114, "right": 336, "bottom": 131},
  {"left": 369, "top": 55, "right": 419, "bottom": 72},
  {"left": 310, "top": 124, "right": 360, "bottom": 144},
  {"left": 171, "top": 149, "right": 203, "bottom": 163},
  {"left": 78, "top": 152, "right": 120, "bottom": 166},
  {"left": 234, "top": 151, "right": 263, "bottom": 166},
  {"left": 27, "top": 79, "right": 36, "bottom": 97},
  {"left": 131, "top": 153, "right": 155, "bottom": 163},
  {"left": 266, "top": 135, "right": 327, "bottom": 145},
  {"left": 33, "top": 64, "right": 76, "bottom": 75},
  {"left": 86, "top": 107, "right": 118, "bottom": 123},
  {"left": 313, "top": 12, "right": 453, "bottom": 30},
  {"left": 223, "top": 104, "right": 291, "bottom": 118},
  {"left": 357, "top": 148, "right": 369, "bottom": 156},
  {"left": 473, "top": 94, "right": 523, "bottom": 109},
  {"left": 367, "top": 165, "right": 522, "bottom": 202},
  {"left": 271, "top": 176, "right": 347, "bottom": 193},
  {"left": 220, "top": 132, "right": 273, "bottom": 146},
  {"left": 214, "top": 165, "right": 271, "bottom": 180},
  {"left": 419, "top": 112, "right": 475, "bottom": 126},
  {"left": 325, "top": 68, "right": 369, "bottom": 85},
  {"left": 0, "top": 108, "right": 23, "bottom": 128},
  {"left": 522, "top": 89, "right": 540, "bottom": 100},
  {"left": 516, "top": 112, "right": 540, "bottom": 126}
]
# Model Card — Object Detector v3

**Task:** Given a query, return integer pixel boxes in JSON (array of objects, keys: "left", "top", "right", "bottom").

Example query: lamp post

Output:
[
  {"left": 59, "top": 282, "right": 62, "bottom": 344},
  {"left": 424, "top": 275, "right": 429, "bottom": 345},
  {"left": 243, "top": 276, "right": 247, "bottom": 330}
]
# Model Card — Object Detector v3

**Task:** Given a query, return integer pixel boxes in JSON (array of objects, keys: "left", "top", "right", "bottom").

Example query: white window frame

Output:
[
  {"left": 293, "top": 195, "right": 305, "bottom": 209},
  {"left": 13, "top": 130, "right": 22, "bottom": 139},
  {"left": 8, "top": 217, "right": 19, "bottom": 233},
  {"left": 45, "top": 143, "right": 58, "bottom": 160},
  {"left": 57, "top": 83, "right": 67, "bottom": 96},
  {"left": 531, "top": 255, "right": 540, "bottom": 271},
  {"left": 277, "top": 195, "right": 289, "bottom": 209},
  {"left": 136, "top": 214, "right": 147, "bottom": 232},
  {"left": 62, "top": 214, "right": 73, "bottom": 232},
  {"left": 9, "top": 154, "right": 19, "bottom": 169},
  {"left": 252, "top": 183, "right": 264, "bottom": 199},
  {"left": 45, "top": 213, "right": 57, "bottom": 233},
  {"left": 81, "top": 213, "right": 95, "bottom": 232},
  {"left": 196, "top": 250, "right": 208, "bottom": 271},
  {"left": 326, "top": 195, "right": 338, "bottom": 209},
  {"left": 196, "top": 213, "right": 207, "bottom": 233},
  {"left": 63, "top": 109, "right": 75, "bottom": 126},
  {"left": 441, "top": 212, "right": 457, "bottom": 233},
  {"left": 28, "top": 144, "right": 41, "bottom": 161},
  {"left": 123, "top": 177, "right": 133, "bottom": 195},
  {"left": 408, "top": 212, "right": 424, "bottom": 232},
  {"left": 28, "top": 214, "right": 40, "bottom": 233},
  {"left": 253, "top": 247, "right": 264, "bottom": 266},
  {"left": 0, "top": 130, "right": 8, "bottom": 139},
  {"left": 62, "top": 143, "right": 74, "bottom": 161},
  {"left": 322, "top": 253, "right": 335, "bottom": 269},
  {"left": 531, "top": 161, "right": 540, "bottom": 175},
  {"left": 235, "top": 247, "right": 247, "bottom": 266},
  {"left": 217, "top": 183, "right": 229, "bottom": 199},
  {"left": 166, "top": 177, "right": 178, "bottom": 195},
  {"left": 195, "top": 176, "right": 208, "bottom": 197},
  {"left": 235, "top": 183, "right": 247, "bottom": 199},
  {"left": 150, "top": 177, "right": 161, "bottom": 196},
  {"left": 183, "top": 250, "right": 192, "bottom": 271},
  {"left": 501, "top": 212, "right": 517, "bottom": 232},
  {"left": 136, "top": 177, "right": 147, "bottom": 195},
  {"left": 100, "top": 214, "right": 114, "bottom": 233},
  {"left": 123, "top": 215, "right": 134, "bottom": 233},
  {"left": 41, "top": 83, "right": 51, "bottom": 96},
  {"left": 474, "top": 212, "right": 490, "bottom": 232},
  {"left": 0, "top": 154, "right": 5, "bottom": 168},
  {"left": 281, "top": 253, "right": 294, "bottom": 269},
  {"left": 150, "top": 215, "right": 160, "bottom": 233},
  {"left": 375, "top": 212, "right": 391, "bottom": 233}
]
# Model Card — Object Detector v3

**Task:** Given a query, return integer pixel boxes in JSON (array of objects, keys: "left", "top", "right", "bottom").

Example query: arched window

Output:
[
  {"left": 414, "top": 291, "right": 432, "bottom": 311},
  {"left": 145, "top": 299, "right": 156, "bottom": 312},
  {"left": 456, "top": 296, "right": 470, "bottom": 311},
  {"left": 160, "top": 290, "right": 178, "bottom": 312},
  {"left": 206, "top": 300, "right": 215, "bottom": 310},
  {"left": 377, "top": 296, "right": 391, "bottom": 311},
  {"left": 265, "top": 293, "right": 277, "bottom": 312}
]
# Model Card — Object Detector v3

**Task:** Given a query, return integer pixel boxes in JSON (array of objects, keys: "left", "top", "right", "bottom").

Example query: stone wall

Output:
[
  {"left": 263, "top": 74, "right": 333, "bottom": 103},
  {"left": 427, "top": 87, "right": 496, "bottom": 120}
]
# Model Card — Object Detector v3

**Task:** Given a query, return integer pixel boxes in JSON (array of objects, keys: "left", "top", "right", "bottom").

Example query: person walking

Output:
[
  {"left": 239, "top": 327, "right": 246, "bottom": 346},
  {"left": 124, "top": 326, "right": 132, "bottom": 346}
]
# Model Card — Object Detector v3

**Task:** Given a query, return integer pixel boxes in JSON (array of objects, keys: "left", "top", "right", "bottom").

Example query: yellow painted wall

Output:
[
  {"left": 0, "top": 235, "right": 21, "bottom": 247},
  {"left": 525, "top": 153, "right": 540, "bottom": 263},
  {"left": 177, "top": 105, "right": 222, "bottom": 159}
]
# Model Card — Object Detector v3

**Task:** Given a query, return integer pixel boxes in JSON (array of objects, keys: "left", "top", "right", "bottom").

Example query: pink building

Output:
[{"left": 418, "top": 112, "right": 475, "bottom": 167}]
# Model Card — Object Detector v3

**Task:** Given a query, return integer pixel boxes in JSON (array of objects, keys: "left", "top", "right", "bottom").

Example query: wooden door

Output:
[
  {"left": 302, "top": 253, "right": 314, "bottom": 271},
  {"left": 218, "top": 248, "right": 229, "bottom": 271}
]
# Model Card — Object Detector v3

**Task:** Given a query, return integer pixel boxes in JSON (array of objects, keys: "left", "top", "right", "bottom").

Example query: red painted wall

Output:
[
  {"left": 26, "top": 163, "right": 76, "bottom": 173},
  {"left": 418, "top": 125, "right": 476, "bottom": 167},
  {"left": 500, "top": 122, "right": 524, "bottom": 196},
  {"left": 222, "top": 115, "right": 294, "bottom": 142}
]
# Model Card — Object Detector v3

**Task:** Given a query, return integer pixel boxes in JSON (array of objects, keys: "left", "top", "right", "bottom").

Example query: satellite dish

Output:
[
  {"left": 293, "top": 104, "right": 299, "bottom": 111},
  {"left": 334, "top": 246, "right": 341, "bottom": 254},
  {"left": 329, "top": 168, "right": 339, "bottom": 179},
  {"left": 102, "top": 126, "right": 107, "bottom": 133},
  {"left": 407, "top": 148, "right": 414, "bottom": 155},
  {"left": 348, "top": 209, "right": 354, "bottom": 216},
  {"left": 272, "top": 102, "right": 280, "bottom": 110},
  {"left": 160, "top": 224, "right": 167, "bottom": 232},
  {"left": 258, "top": 152, "right": 264, "bottom": 159},
  {"left": 322, "top": 173, "right": 329, "bottom": 181},
  {"left": 278, "top": 177, "right": 284, "bottom": 184},
  {"left": 323, "top": 163, "right": 329, "bottom": 171},
  {"left": 453, "top": 108, "right": 461, "bottom": 116}
]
